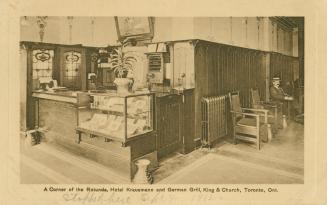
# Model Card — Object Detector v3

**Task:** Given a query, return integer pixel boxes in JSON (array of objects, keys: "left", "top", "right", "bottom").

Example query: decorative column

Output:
[
  {"left": 257, "top": 17, "right": 261, "bottom": 50},
  {"left": 241, "top": 17, "right": 248, "bottom": 48},
  {"left": 229, "top": 17, "right": 233, "bottom": 45},
  {"left": 292, "top": 28, "right": 299, "bottom": 57},
  {"left": 261, "top": 18, "right": 272, "bottom": 101},
  {"left": 91, "top": 17, "right": 95, "bottom": 45},
  {"left": 297, "top": 22, "right": 304, "bottom": 85},
  {"left": 272, "top": 21, "right": 278, "bottom": 52},
  {"left": 262, "top": 17, "right": 271, "bottom": 52},
  {"left": 36, "top": 16, "right": 48, "bottom": 42},
  {"left": 67, "top": 16, "right": 74, "bottom": 44}
]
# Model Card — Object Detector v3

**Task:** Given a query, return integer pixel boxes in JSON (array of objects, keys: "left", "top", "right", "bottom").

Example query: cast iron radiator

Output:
[{"left": 201, "top": 95, "right": 228, "bottom": 147}]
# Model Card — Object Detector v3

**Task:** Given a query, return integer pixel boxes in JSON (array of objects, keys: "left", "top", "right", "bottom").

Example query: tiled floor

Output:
[{"left": 20, "top": 121, "right": 303, "bottom": 184}]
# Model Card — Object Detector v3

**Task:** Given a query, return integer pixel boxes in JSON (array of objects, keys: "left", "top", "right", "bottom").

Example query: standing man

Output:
[{"left": 270, "top": 77, "right": 294, "bottom": 122}]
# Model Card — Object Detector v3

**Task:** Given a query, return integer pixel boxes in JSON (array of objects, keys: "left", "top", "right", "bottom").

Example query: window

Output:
[
  {"left": 63, "top": 50, "right": 81, "bottom": 89},
  {"left": 32, "top": 49, "right": 54, "bottom": 79}
]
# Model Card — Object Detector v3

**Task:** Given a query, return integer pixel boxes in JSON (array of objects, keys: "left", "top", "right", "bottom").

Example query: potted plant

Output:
[{"left": 109, "top": 39, "right": 137, "bottom": 94}]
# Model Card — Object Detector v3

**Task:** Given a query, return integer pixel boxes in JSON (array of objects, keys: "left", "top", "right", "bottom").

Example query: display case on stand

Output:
[
  {"left": 75, "top": 91, "right": 157, "bottom": 181},
  {"left": 76, "top": 92, "right": 154, "bottom": 144}
]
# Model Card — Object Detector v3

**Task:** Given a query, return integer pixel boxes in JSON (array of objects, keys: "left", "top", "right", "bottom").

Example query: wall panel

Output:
[
  {"left": 194, "top": 41, "right": 268, "bottom": 139},
  {"left": 270, "top": 52, "right": 299, "bottom": 85}
]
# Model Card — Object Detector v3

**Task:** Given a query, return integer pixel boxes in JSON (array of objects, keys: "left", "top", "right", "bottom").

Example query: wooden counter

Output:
[
  {"left": 32, "top": 90, "right": 79, "bottom": 104},
  {"left": 32, "top": 91, "right": 157, "bottom": 182}
]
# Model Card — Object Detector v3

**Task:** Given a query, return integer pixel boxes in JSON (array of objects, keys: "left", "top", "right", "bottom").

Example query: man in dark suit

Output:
[
  {"left": 270, "top": 77, "right": 293, "bottom": 102},
  {"left": 270, "top": 77, "right": 293, "bottom": 121}
]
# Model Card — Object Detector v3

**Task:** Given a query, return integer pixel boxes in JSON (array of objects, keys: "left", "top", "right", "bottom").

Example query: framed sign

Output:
[{"left": 114, "top": 17, "right": 154, "bottom": 42}]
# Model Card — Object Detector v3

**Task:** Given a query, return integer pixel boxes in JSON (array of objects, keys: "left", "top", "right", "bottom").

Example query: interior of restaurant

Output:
[{"left": 20, "top": 16, "right": 304, "bottom": 184}]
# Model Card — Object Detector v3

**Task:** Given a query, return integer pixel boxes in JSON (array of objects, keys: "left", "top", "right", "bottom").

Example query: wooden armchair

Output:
[
  {"left": 250, "top": 88, "right": 281, "bottom": 131},
  {"left": 229, "top": 91, "right": 272, "bottom": 150}
]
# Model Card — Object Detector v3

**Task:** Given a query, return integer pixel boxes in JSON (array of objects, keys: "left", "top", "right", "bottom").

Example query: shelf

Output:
[
  {"left": 76, "top": 127, "right": 125, "bottom": 142},
  {"left": 87, "top": 108, "right": 150, "bottom": 120},
  {"left": 76, "top": 126, "right": 154, "bottom": 145},
  {"left": 88, "top": 91, "right": 151, "bottom": 98}
]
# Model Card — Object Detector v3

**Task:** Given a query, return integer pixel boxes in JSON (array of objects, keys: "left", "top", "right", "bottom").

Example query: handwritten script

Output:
[
  {"left": 63, "top": 192, "right": 130, "bottom": 205},
  {"left": 62, "top": 191, "right": 216, "bottom": 204}
]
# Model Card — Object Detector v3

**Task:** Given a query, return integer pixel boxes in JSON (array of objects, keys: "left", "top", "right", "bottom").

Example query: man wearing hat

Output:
[
  {"left": 270, "top": 77, "right": 293, "bottom": 102},
  {"left": 270, "top": 77, "right": 294, "bottom": 124}
]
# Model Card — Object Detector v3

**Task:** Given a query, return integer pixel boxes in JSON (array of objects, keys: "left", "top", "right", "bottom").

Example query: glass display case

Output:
[{"left": 76, "top": 92, "right": 154, "bottom": 143}]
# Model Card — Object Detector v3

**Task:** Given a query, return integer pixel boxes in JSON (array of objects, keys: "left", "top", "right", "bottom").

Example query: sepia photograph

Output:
[
  {"left": 4, "top": 0, "right": 327, "bottom": 204},
  {"left": 19, "top": 16, "right": 304, "bottom": 185}
]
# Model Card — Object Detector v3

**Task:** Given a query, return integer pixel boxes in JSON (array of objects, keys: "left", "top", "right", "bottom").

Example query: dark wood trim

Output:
[
  {"left": 180, "top": 89, "right": 195, "bottom": 154},
  {"left": 20, "top": 41, "right": 106, "bottom": 49},
  {"left": 20, "top": 40, "right": 299, "bottom": 59},
  {"left": 25, "top": 44, "right": 59, "bottom": 129},
  {"left": 147, "top": 39, "right": 299, "bottom": 58},
  {"left": 26, "top": 48, "right": 34, "bottom": 129},
  {"left": 53, "top": 47, "right": 61, "bottom": 85}
]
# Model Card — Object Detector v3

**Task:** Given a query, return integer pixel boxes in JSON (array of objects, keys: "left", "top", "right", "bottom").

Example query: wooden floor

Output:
[
  {"left": 20, "top": 121, "right": 303, "bottom": 184},
  {"left": 20, "top": 139, "right": 129, "bottom": 184},
  {"left": 154, "top": 121, "right": 304, "bottom": 184}
]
